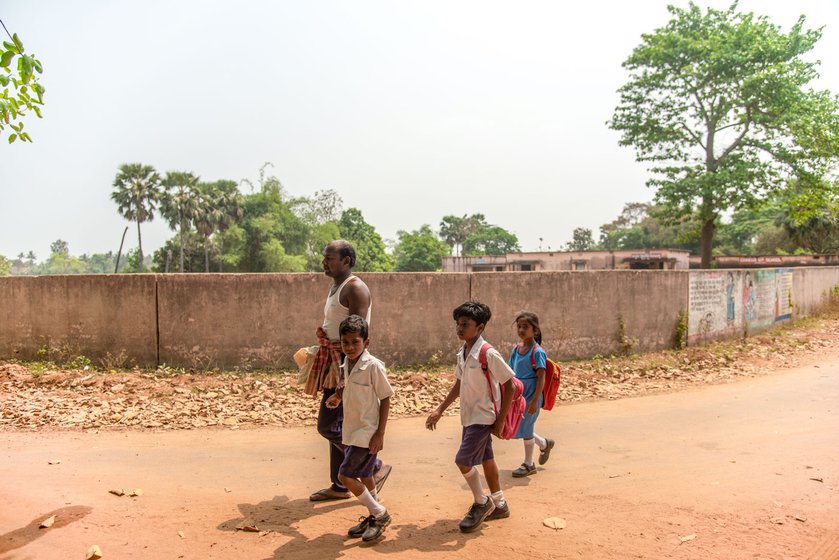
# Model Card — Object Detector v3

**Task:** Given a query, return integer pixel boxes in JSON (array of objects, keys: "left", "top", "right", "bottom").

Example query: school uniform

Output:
[
  {"left": 338, "top": 349, "right": 394, "bottom": 478},
  {"left": 508, "top": 345, "right": 547, "bottom": 439},
  {"left": 454, "top": 336, "right": 515, "bottom": 467}
]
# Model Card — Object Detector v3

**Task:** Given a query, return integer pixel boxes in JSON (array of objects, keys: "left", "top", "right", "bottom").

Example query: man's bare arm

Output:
[{"left": 343, "top": 280, "right": 371, "bottom": 318}]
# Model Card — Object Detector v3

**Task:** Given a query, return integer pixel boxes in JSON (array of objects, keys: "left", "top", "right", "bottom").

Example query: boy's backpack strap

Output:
[
  {"left": 478, "top": 343, "right": 498, "bottom": 415},
  {"left": 478, "top": 342, "right": 492, "bottom": 373}
]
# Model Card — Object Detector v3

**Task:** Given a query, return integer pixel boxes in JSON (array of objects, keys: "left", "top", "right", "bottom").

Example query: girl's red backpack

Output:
[
  {"left": 478, "top": 343, "right": 526, "bottom": 439},
  {"left": 515, "top": 343, "right": 562, "bottom": 411}
]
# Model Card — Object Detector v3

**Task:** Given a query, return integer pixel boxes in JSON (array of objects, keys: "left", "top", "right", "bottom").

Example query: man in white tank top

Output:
[{"left": 309, "top": 240, "right": 390, "bottom": 501}]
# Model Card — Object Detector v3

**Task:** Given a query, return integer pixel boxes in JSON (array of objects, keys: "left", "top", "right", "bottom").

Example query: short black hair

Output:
[
  {"left": 328, "top": 240, "right": 357, "bottom": 268},
  {"left": 453, "top": 300, "right": 492, "bottom": 326},
  {"left": 339, "top": 314, "right": 368, "bottom": 340}
]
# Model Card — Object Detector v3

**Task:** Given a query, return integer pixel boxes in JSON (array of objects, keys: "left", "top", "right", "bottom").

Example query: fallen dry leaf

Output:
[
  {"left": 86, "top": 544, "right": 103, "bottom": 560},
  {"left": 542, "top": 517, "right": 566, "bottom": 530},
  {"left": 679, "top": 533, "right": 697, "bottom": 543},
  {"left": 769, "top": 517, "right": 785, "bottom": 525},
  {"left": 48, "top": 459, "right": 61, "bottom": 465},
  {"left": 177, "top": 531, "right": 185, "bottom": 538},
  {"left": 794, "top": 515, "right": 807, "bottom": 522},
  {"left": 224, "top": 487, "right": 232, "bottom": 493},
  {"left": 39, "top": 515, "right": 55, "bottom": 528},
  {"left": 236, "top": 518, "right": 259, "bottom": 532},
  {"left": 108, "top": 489, "right": 125, "bottom": 497},
  {"left": 128, "top": 488, "right": 143, "bottom": 497},
  {"left": 809, "top": 477, "right": 824, "bottom": 483}
]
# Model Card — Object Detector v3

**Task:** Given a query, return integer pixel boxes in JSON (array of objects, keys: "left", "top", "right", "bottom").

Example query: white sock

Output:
[
  {"left": 357, "top": 488, "right": 386, "bottom": 517},
  {"left": 369, "top": 487, "right": 378, "bottom": 501},
  {"left": 534, "top": 434, "right": 547, "bottom": 450},
  {"left": 490, "top": 490, "right": 506, "bottom": 508},
  {"left": 523, "top": 438, "right": 536, "bottom": 466},
  {"left": 463, "top": 467, "right": 487, "bottom": 504}
]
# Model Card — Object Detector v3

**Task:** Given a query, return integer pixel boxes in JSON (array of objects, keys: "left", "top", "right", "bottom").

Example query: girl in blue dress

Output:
[{"left": 508, "top": 311, "right": 555, "bottom": 477}]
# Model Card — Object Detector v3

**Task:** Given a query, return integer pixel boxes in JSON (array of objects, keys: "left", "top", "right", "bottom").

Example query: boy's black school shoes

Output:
[
  {"left": 348, "top": 515, "right": 372, "bottom": 538},
  {"left": 458, "top": 498, "right": 495, "bottom": 532},
  {"left": 362, "top": 511, "right": 391, "bottom": 542},
  {"left": 486, "top": 501, "right": 510, "bottom": 520}
]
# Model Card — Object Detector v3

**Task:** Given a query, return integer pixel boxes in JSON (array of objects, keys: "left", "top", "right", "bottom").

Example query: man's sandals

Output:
[
  {"left": 309, "top": 488, "right": 351, "bottom": 501},
  {"left": 309, "top": 464, "right": 393, "bottom": 502}
]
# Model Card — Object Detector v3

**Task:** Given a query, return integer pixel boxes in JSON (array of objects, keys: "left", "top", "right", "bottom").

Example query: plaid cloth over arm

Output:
[{"left": 304, "top": 330, "right": 343, "bottom": 397}]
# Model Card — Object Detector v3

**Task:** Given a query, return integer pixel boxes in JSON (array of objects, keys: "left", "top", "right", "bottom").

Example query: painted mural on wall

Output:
[
  {"left": 688, "top": 268, "right": 794, "bottom": 344},
  {"left": 688, "top": 271, "right": 742, "bottom": 343}
]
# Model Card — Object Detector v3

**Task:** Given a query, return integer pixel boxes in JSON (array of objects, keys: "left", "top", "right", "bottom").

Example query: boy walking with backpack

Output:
[{"left": 426, "top": 301, "right": 517, "bottom": 532}]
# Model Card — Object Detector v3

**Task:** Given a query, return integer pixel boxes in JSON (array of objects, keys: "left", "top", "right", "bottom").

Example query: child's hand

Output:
[
  {"left": 527, "top": 398, "right": 539, "bottom": 415},
  {"left": 492, "top": 418, "right": 505, "bottom": 439},
  {"left": 369, "top": 432, "right": 384, "bottom": 454},
  {"left": 425, "top": 410, "right": 442, "bottom": 431},
  {"left": 325, "top": 394, "right": 341, "bottom": 409}
]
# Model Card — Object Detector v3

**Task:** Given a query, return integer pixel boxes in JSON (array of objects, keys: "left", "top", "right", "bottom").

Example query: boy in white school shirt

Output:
[
  {"left": 325, "top": 315, "right": 394, "bottom": 543},
  {"left": 426, "top": 300, "right": 516, "bottom": 533}
]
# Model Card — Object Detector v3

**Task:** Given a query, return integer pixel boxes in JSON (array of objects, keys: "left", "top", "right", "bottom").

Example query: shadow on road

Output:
[
  {"left": 0, "top": 505, "right": 92, "bottom": 555},
  {"left": 219, "top": 494, "right": 481, "bottom": 558}
]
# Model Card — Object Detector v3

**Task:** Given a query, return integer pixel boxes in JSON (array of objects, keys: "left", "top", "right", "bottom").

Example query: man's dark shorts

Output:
[
  {"left": 339, "top": 445, "right": 379, "bottom": 479},
  {"left": 455, "top": 424, "right": 494, "bottom": 467}
]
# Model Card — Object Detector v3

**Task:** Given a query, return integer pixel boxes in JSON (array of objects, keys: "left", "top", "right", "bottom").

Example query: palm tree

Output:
[
  {"left": 160, "top": 171, "right": 200, "bottom": 272},
  {"left": 194, "top": 183, "right": 224, "bottom": 273},
  {"left": 214, "top": 181, "right": 244, "bottom": 272},
  {"left": 191, "top": 180, "right": 245, "bottom": 273},
  {"left": 111, "top": 163, "right": 161, "bottom": 272}
]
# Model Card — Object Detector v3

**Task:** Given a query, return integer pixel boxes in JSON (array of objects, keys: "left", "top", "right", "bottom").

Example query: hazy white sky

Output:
[{"left": 2, "top": 0, "right": 838, "bottom": 260}]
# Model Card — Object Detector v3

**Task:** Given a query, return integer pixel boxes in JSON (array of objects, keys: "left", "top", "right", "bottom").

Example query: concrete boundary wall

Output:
[
  {"left": 1, "top": 268, "right": 837, "bottom": 369},
  {"left": 793, "top": 267, "right": 839, "bottom": 316},
  {"left": 362, "top": 273, "right": 470, "bottom": 366},
  {"left": 471, "top": 271, "right": 689, "bottom": 360},
  {"left": 0, "top": 275, "right": 158, "bottom": 364},
  {"left": 156, "top": 274, "right": 326, "bottom": 369},
  {"left": 155, "top": 273, "right": 471, "bottom": 369}
]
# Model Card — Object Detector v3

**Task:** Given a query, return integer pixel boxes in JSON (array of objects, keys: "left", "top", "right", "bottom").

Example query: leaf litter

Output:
[{"left": 0, "top": 313, "right": 836, "bottom": 432}]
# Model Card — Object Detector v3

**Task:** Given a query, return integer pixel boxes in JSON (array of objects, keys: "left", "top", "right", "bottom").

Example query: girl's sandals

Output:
[{"left": 512, "top": 463, "right": 537, "bottom": 478}]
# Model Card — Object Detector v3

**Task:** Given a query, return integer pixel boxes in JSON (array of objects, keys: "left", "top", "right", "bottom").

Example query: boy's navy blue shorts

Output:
[
  {"left": 339, "top": 445, "right": 379, "bottom": 479},
  {"left": 455, "top": 424, "right": 494, "bottom": 467}
]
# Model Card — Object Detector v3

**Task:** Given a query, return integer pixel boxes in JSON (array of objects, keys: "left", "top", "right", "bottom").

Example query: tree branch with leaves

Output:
[{"left": 0, "top": 20, "right": 44, "bottom": 143}]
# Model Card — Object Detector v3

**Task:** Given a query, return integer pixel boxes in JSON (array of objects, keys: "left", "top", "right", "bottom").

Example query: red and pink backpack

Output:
[
  {"left": 477, "top": 343, "right": 526, "bottom": 439},
  {"left": 514, "top": 343, "right": 562, "bottom": 411}
]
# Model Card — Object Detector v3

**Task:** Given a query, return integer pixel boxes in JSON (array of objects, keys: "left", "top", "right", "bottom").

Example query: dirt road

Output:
[{"left": 1, "top": 358, "right": 837, "bottom": 560}]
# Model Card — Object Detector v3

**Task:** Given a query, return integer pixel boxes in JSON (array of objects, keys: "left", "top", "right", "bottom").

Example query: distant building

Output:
[
  {"left": 442, "top": 249, "right": 690, "bottom": 272},
  {"left": 689, "top": 254, "right": 839, "bottom": 269}
]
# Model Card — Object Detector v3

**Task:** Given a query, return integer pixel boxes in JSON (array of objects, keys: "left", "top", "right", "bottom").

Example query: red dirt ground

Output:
[{"left": 1, "top": 353, "right": 837, "bottom": 559}]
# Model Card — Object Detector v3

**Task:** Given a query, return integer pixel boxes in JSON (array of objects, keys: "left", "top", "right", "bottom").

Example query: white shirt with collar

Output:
[
  {"left": 455, "top": 335, "right": 515, "bottom": 427},
  {"left": 341, "top": 349, "right": 394, "bottom": 448}
]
